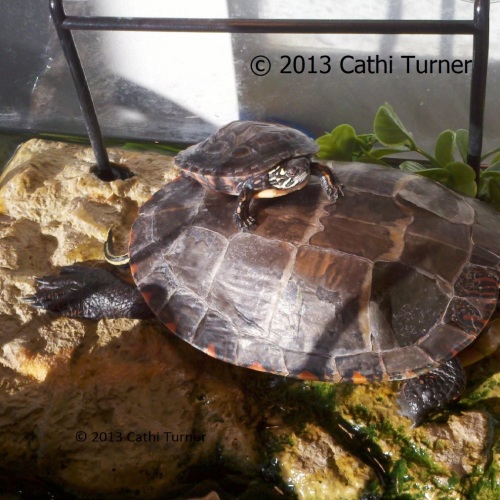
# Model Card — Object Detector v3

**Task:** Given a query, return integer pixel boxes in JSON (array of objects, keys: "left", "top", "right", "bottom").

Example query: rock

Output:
[
  {"left": 0, "top": 139, "right": 498, "bottom": 498},
  {"left": 0, "top": 141, "right": 262, "bottom": 496},
  {"left": 425, "top": 412, "right": 491, "bottom": 476},
  {"left": 278, "top": 424, "right": 373, "bottom": 499}
]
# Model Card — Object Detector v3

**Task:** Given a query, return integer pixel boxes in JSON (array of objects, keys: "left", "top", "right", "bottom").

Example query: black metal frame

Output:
[{"left": 49, "top": 0, "right": 490, "bottom": 181}]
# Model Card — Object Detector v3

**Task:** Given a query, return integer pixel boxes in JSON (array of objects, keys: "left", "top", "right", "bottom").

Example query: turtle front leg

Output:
[
  {"left": 398, "top": 357, "right": 466, "bottom": 426},
  {"left": 311, "top": 162, "right": 344, "bottom": 201},
  {"left": 24, "top": 265, "right": 154, "bottom": 320},
  {"left": 234, "top": 181, "right": 258, "bottom": 230}
]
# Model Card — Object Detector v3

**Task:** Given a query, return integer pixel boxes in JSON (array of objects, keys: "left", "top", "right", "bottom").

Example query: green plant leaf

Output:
[
  {"left": 445, "top": 161, "right": 477, "bottom": 197},
  {"left": 481, "top": 162, "right": 500, "bottom": 176},
  {"left": 399, "top": 161, "right": 427, "bottom": 172},
  {"left": 455, "top": 129, "right": 469, "bottom": 163},
  {"left": 488, "top": 179, "right": 500, "bottom": 204},
  {"left": 355, "top": 133, "right": 377, "bottom": 149},
  {"left": 416, "top": 168, "right": 451, "bottom": 183},
  {"left": 481, "top": 146, "right": 500, "bottom": 163},
  {"left": 373, "top": 103, "right": 416, "bottom": 149},
  {"left": 316, "top": 124, "right": 359, "bottom": 160},
  {"left": 478, "top": 175, "right": 500, "bottom": 210},
  {"left": 369, "top": 147, "right": 410, "bottom": 159},
  {"left": 434, "top": 130, "right": 456, "bottom": 167},
  {"left": 353, "top": 134, "right": 378, "bottom": 158}
]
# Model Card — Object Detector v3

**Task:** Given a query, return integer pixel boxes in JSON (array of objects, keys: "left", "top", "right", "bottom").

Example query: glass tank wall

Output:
[{"left": 0, "top": 0, "right": 499, "bottom": 150}]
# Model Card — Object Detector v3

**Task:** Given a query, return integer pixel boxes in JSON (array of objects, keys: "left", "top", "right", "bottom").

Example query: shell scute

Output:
[
  {"left": 397, "top": 176, "right": 475, "bottom": 225},
  {"left": 206, "top": 233, "right": 297, "bottom": 340},
  {"left": 283, "top": 349, "right": 338, "bottom": 381},
  {"left": 418, "top": 324, "right": 474, "bottom": 364},
  {"left": 236, "top": 339, "right": 288, "bottom": 375},
  {"left": 270, "top": 245, "right": 372, "bottom": 360},
  {"left": 399, "top": 209, "right": 471, "bottom": 282},
  {"left": 369, "top": 261, "right": 451, "bottom": 349},
  {"left": 381, "top": 346, "right": 436, "bottom": 380},
  {"left": 454, "top": 264, "right": 499, "bottom": 299},
  {"left": 157, "top": 288, "right": 207, "bottom": 342},
  {"left": 311, "top": 190, "right": 411, "bottom": 261},
  {"left": 336, "top": 352, "right": 385, "bottom": 382},
  {"left": 445, "top": 297, "right": 496, "bottom": 336},
  {"left": 193, "top": 311, "right": 239, "bottom": 362}
]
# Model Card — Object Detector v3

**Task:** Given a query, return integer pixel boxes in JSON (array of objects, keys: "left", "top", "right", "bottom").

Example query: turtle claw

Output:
[
  {"left": 33, "top": 275, "right": 73, "bottom": 288},
  {"left": 310, "top": 162, "right": 345, "bottom": 202},
  {"left": 25, "top": 266, "right": 153, "bottom": 320},
  {"left": 243, "top": 215, "right": 257, "bottom": 231},
  {"left": 325, "top": 182, "right": 345, "bottom": 202},
  {"left": 22, "top": 295, "right": 44, "bottom": 307},
  {"left": 24, "top": 270, "right": 89, "bottom": 316},
  {"left": 23, "top": 293, "right": 67, "bottom": 311},
  {"left": 233, "top": 212, "right": 257, "bottom": 231}
]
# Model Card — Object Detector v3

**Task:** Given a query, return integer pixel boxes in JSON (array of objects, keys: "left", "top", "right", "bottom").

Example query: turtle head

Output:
[{"left": 268, "top": 157, "right": 310, "bottom": 190}]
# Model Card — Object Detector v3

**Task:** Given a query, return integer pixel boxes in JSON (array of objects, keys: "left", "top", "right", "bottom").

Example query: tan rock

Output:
[
  {"left": 424, "top": 412, "right": 492, "bottom": 476},
  {"left": 279, "top": 424, "right": 374, "bottom": 499}
]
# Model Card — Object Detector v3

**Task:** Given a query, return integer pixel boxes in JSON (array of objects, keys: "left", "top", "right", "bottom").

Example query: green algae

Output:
[
  {"left": 239, "top": 368, "right": 499, "bottom": 499},
  {"left": 459, "top": 354, "right": 500, "bottom": 499},
  {"left": 383, "top": 459, "right": 419, "bottom": 499},
  {"left": 378, "top": 420, "right": 445, "bottom": 474},
  {"left": 462, "top": 374, "right": 500, "bottom": 408},
  {"left": 319, "top": 385, "right": 495, "bottom": 498},
  {"left": 241, "top": 378, "right": 387, "bottom": 496},
  {"left": 463, "top": 460, "right": 500, "bottom": 500}
]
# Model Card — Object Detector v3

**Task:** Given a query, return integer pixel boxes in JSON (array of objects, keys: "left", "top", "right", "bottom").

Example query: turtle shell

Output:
[
  {"left": 175, "top": 121, "right": 319, "bottom": 194},
  {"left": 129, "top": 163, "right": 500, "bottom": 382}
]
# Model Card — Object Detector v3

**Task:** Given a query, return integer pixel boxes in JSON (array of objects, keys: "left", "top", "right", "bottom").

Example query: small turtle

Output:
[
  {"left": 26, "top": 163, "right": 500, "bottom": 425},
  {"left": 175, "top": 120, "right": 343, "bottom": 229}
]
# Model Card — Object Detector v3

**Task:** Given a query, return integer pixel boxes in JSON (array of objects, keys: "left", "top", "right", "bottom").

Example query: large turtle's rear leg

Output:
[
  {"left": 24, "top": 265, "right": 154, "bottom": 320},
  {"left": 397, "top": 357, "right": 466, "bottom": 426}
]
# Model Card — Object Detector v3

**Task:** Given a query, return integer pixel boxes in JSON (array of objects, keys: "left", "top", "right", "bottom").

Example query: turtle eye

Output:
[{"left": 285, "top": 165, "right": 298, "bottom": 177}]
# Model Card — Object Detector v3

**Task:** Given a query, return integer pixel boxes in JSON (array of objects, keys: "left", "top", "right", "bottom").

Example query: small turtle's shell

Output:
[
  {"left": 175, "top": 121, "right": 319, "bottom": 194},
  {"left": 129, "top": 163, "right": 500, "bottom": 382}
]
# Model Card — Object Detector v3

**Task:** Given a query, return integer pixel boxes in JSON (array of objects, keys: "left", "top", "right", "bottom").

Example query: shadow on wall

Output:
[{"left": 0, "top": 0, "right": 51, "bottom": 128}]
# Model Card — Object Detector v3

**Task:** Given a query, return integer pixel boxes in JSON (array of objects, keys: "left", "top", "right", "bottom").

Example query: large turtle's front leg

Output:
[
  {"left": 24, "top": 265, "right": 154, "bottom": 320},
  {"left": 397, "top": 357, "right": 466, "bottom": 426},
  {"left": 310, "top": 162, "right": 344, "bottom": 201}
]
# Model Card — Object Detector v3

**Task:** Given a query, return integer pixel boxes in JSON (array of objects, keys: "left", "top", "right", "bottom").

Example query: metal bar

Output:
[
  {"left": 49, "top": 0, "right": 112, "bottom": 179},
  {"left": 61, "top": 17, "right": 478, "bottom": 35},
  {"left": 467, "top": 0, "right": 490, "bottom": 179},
  {"left": 51, "top": 0, "right": 491, "bottom": 182}
]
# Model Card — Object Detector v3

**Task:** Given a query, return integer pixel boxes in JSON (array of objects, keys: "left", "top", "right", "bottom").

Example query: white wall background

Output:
[{"left": 1, "top": 0, "right": 499, "bottom": 150}]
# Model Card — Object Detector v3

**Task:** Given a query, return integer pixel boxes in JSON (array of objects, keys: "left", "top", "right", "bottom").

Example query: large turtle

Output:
[
  {"left": 26, "top": 163, "right": 500, "bottom": 425},
  {"left": 175, "top": 120, "right": 343, "bottom": 229}
]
